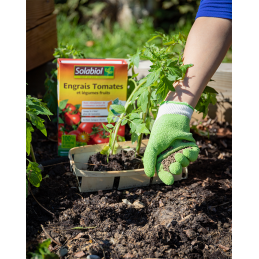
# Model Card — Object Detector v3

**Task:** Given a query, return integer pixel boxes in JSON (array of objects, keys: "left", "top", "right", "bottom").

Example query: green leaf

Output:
[
  {"left": 71, "top": 226, "right": 96, "bottom": 230},
  {"left": 129, "top": 113, "right": 140, "bottom": 120},
  {"left": 100, "top": 144, "right": 110, "bottom": 155},
  {"left": 131, "top": 132, "right": 138, "bottom": 144},
  {"left": 129, "top": 52, "right": 140, "bottom": 68},
  {"left": 147, "top": 34, "right": 162, "bottom": 43},
  {"left": 117, "top": 135, "right": 125, "bottom": 142},
  {"left": 130, "top": 119, "right": 142, "bottom": 133},
  {"left": 136, "top": 124, "right": 150, "bottom": 135},
  {"left": 156, "top": 81, "right": 169, "bottom": 103},
  {"left": 171, "top": 43, "right": 183, "bottom": 53},
  {"left": 180, "top": 64, "right": 193, "bottom": 79},
  {"left": 203, "top": 85, "right": 218, "bottom": 94},
  {"left": 107, "top": 110, "right": 115, "bottom": 123},
  {"left": 162, "top": 75, "right": 175, "bottom": 92},
  {"left": 75, "top": 104, "right": 81, "bottom": 110},
  {"left": 144, "top": 68, "right": 162, "bottom": 87},
  {"left": 26, "top": 122, "right": 34, "bottom": 155},
  {"left": 26, "top": 161, "right": 42, "bottom": 187},
  {"left": 28, "top": 104, "right": 53, "bottom": 116},
  {"left": 27, "top": 112, "right": 47, "bottom": 136},
  {"left": 102, "top": 123, "right": 111, "bottom": 133},
  {"left": 121, "top": 119, "right": 128, "bottom": 126},
  {"left": 59, "top": 99, "right": 69, "bottom": 110},
  {"left": 131, "top": 86, "right": 146, "bottom": 104},
  {"left": 137, "top": 90, "right": 149, "bottom": 112},
  {"left": 110, "top": 104, "right": 125, "bottom": 114},
  {"left": 210, "top": 93, "right": 217, "bottom": 105},
  {"left": 106, "top": 124, "right": 114, "bottom": 128},
  {"left": 167, "top": 66, "right": 182, "bottom": 80}
]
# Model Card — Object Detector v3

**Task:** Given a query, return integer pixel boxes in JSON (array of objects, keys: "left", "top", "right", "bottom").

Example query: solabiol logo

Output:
[{"left": 74, "top": 66, "right": 114, "bottom": 79}]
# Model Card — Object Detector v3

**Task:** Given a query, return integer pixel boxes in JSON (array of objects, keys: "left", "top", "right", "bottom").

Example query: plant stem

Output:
[
  {"left": 30, "top": 143, "right": 37, "bottom": 163},
  {"left": 136, "top": 85, "right": 152, "bottom": 155},
  {"left": 110, "top": 79, "right": 147, "bottom": 155}
]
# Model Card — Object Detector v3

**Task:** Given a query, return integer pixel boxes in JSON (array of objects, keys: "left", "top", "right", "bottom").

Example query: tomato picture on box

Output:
[{"left": 57, "top": 58, "right": 128, "bottom": 156}]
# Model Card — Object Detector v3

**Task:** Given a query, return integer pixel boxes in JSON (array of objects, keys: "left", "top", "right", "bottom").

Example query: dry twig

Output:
[
  {"left": 41, "top": 224, "right": 62, "bottom": 247},
  {"left": 28, "top": 182, "right": 55, "bottom": 216}
]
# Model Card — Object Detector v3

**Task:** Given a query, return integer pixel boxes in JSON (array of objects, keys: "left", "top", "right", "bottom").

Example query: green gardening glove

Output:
[{"left": 143, "top": 101, "right": 200, "bottom": 185}]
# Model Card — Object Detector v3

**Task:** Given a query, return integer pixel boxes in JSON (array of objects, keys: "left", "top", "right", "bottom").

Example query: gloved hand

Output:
[{"left": 143, "top": 101, "right": 199, "bottom": 185}]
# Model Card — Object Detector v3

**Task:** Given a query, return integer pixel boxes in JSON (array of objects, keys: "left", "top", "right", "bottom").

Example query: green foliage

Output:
[
  {"left": 27, "top": 239, "right": 59, "bottom": 259},
  {"left": 43, "top": 44, "right": 85, "bottom": 115},
  {"left": 100, "top": 32, "right": 218, "bottom": 155},
  {"left": 56, "top": 13, "right": 161, "bottom": 59},
  {"left": 195, "top": 86, "right": 218, "bottom": 118},
  {"left": 26, "top": 95, "right": 53, "bottom": 197}
]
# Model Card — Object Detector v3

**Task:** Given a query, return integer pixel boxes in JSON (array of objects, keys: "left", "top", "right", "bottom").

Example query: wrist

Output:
[{"left": 156, "top": 101, "right": 194, "bottom": 121}]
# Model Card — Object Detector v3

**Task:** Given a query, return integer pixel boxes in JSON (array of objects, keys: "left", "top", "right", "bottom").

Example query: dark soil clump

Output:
[
  {"left": 88, "top": 147, "right": 145, "bottom": 171},
  {"left": 161, "top": 148, "right": 188, "bottom": 172}
]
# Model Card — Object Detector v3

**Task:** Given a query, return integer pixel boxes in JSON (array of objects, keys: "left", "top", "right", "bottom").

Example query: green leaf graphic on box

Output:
[
  {"left": 104, "top": 67, "right": 114, "bottom": 75},
  {"left": 59, "top": 99, "right": 68, "bottom": 110},
  {"left": 58, "top": 117, "right": 64, "bottom": 123},
  {"left": 112, "top": 98, "right": 119, "bottom": 105},
  {"left": 75, "top": 104, "right": 81, "bottom": 110}
]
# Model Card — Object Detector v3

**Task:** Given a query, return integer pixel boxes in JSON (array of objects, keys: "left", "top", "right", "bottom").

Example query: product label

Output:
[
  {"left": 57, "top": 58, "right": 128, "bottom": 156},
  {"left": 74, "top": 66, "right": 114, "bottom": 79}
]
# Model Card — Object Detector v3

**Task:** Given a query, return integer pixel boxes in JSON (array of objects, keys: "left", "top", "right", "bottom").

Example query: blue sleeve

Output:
[{"left": 195, "top": 0, "right": 232, "bottom": 20}]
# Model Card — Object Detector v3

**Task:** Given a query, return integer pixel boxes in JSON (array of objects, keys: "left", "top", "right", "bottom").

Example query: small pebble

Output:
[
  {"left": 122, "top": 199, "right": 132, "bottom": 205},
  {"left": 208, "top": 206, "right": 217, "bottom": 212},
  {"left": 159, "top": 200, "right": 164, "bottom": 207},
  {"left": 198, "top": 227, "right": 208, "bottom": 234},
  {"left": 223, "top": 223, "right": 230, "bottom": 228},
  {"left": 133, "top": 200, "right": 145, "bottom": 208},
  {"left": 185, "top": 229, "right": 196, "bottom": 239},
  {"left": 57, "top": 247, "right": 68, "bottom": 257},
  {"left": 74, "top": 251, "right": 85, "bottom": 258},
  {"left": 86, "top": 255, "right": 101, "bottom": 259}
]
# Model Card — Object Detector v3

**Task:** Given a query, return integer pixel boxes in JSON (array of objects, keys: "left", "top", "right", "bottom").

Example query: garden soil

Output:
[{"left": 27, "top": 117, "right": 232, "bottom": 259}]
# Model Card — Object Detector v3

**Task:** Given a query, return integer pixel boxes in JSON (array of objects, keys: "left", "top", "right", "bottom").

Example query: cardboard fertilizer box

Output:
[{"left": 57, "top": 58, "right": 128, "bottom": 156}]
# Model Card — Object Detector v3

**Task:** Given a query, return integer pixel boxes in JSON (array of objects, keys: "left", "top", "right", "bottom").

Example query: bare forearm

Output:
[{"left": 166, "top": 17, "right": 232, "bottom": 108}]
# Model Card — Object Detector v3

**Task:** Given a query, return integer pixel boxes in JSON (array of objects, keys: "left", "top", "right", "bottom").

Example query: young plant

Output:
[
  {"left": 26, "top": 95, "right": 53, "bottom": 197},
  {"left": 27, "top": 238, "right": 59, "bottom": 259},
  {"left": 101, "top": 32, "right": 218, "bottom": 156}
]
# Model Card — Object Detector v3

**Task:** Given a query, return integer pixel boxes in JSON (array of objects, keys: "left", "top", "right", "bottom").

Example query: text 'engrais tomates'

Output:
[{"left": 63, "top": 83, "right": 123, "bottom": 91}]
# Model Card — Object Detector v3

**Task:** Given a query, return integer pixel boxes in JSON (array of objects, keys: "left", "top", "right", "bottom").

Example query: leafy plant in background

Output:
[
  {"left": 43, "top": 44, "right": 85, "bottom": 115},
  {"left": 26, "top": 95, "right": 53, "bottom": 197},
  {"left": 27, "top": 238, "right": 59, "bottom": 259},
  {"left": 100, "top": 32, "right": 218, "bottom": 156}
]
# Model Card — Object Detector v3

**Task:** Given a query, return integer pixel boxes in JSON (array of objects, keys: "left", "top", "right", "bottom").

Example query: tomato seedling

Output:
[{"left": 101, "top": 32, "right": 218, "bottom": 156}]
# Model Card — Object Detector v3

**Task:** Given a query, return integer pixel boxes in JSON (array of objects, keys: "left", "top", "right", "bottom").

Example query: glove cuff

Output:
[{"left": 156, "top": 101, "right": 194, "bottom": 121}]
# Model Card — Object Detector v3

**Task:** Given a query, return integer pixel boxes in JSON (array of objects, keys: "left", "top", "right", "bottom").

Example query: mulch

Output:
[{"left": 26, "top": 116, "right": 232, "bottom": 259}]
